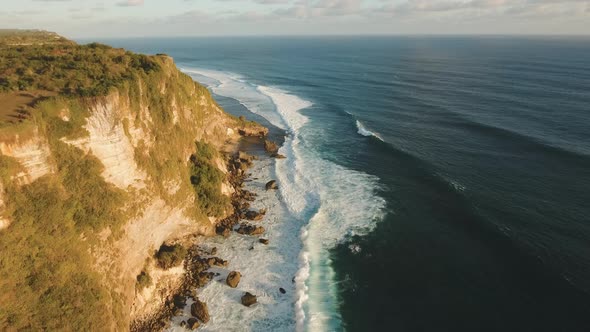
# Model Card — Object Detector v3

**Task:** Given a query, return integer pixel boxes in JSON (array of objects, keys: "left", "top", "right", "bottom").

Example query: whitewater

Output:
[
  {"left": 176, "top": 68, "right": 386, "bottom": 331},
  {"left": 356, "top": 120, "right": 384, "bottom": 142}
]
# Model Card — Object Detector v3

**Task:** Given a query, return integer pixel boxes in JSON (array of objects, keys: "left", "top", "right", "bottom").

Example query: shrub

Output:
[
  {"left": 0, "top": 40, "right": 161, "bottom": 96},
  {"left": 136, "top": 270, "right": 152, "bottom": 291},
  {"left": 189, "top": 141, "right": 230, "bottom": 217},
  {"left": 155, "top": 244, "right": 187, "bottom": 269}
]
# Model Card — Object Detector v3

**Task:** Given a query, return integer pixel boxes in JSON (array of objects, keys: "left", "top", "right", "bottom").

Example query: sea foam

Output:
[
  {"left": 181, "top": 68, "right": 386, "bottom": 331},
  {"left": 356, "top": 120, "right": 384, "bottom": 141}
]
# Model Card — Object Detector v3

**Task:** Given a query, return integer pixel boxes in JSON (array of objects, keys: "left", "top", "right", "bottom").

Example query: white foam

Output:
[
  {"left": 182, "top": 68, "right": 288, "bottom": 130},
  {"left": 176, "top": 68, "right": 386, "bottom": 332},
  {"left": 356, "top": 120, "right": 384, "bottom": 141},
  {"left": 258, "top": 84, "right": 386, "bottom": 332}
]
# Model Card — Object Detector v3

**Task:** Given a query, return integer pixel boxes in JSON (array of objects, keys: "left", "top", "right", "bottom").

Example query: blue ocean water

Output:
[{"left": 90, "top": 36, "right": 590, "bottom": 331}]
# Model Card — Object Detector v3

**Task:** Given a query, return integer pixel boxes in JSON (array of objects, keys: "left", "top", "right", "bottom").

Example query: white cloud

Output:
[{"left": 117, "top": 0, "right": 144, "bottom": 7}]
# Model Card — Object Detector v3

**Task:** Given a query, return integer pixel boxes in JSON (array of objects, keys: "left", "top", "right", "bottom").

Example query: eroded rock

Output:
[
  {"left": 226, "top": 271, "right": 241, "bottom": 288},
  {"left": 265, "top": 180, "right": 278, "bottom": 190},
  {"left": 241, "top": 292, "right": 257, "bottom": 307},
  {"left": 245, "top": 210, "right": 263, "bottom": 221},
  {"left": 191, "top": 298, "right": 210, "bottom": 323},
  {"left": 236, "top": 223, "right": 265, "bottom": 235},
  {"left": 264, "top": 140, "right": 279, "bottom": 153},
  {"left": 187, "top": 318, "right": 200, "bottom": 330}
]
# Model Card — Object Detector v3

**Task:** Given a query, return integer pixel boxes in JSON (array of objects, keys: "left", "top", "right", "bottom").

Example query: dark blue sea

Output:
[{"left": 88, "top": 36, "right": 590, "bottom": 331}]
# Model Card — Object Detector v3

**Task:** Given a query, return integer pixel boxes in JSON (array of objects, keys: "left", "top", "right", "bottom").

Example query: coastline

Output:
[
  {"left": 131, "top": 133, "right": 291, "bottom": 331},
  {"left": 182, "top": 136, "right": 299, "bottom": 331}
]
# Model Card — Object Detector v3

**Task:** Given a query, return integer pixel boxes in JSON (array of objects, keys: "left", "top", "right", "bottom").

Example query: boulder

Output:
[
  {"left": 245, "top": 210, "right": 263, "bottom": 221},
  {"left": 238, "top": 151, "right": 253, "bottom": 162},
  {"left": 241, "top": 292, "right": 257, "bottom": 307},
  {"left": 216, "top": 225, "right": 231, "bottom": 238},
  {"left": 236, "top": 223, "right": 265, "bottom": 236},
  {"left": 279, "top": 287, "right": 286, "bottom": 294},
  {"left": 191, "top": 298, "right": 210, "bottom": 323},
  {"left": 226, "top": 271, "right": 241, "bottom": 288},
  {"left": 265, "top": 180, "right": 278, "bottom": 190},
  {"left": 206, "top": 257, "right": 228, "bottom": 267},
  {"left": 264, "top": 140, "right": 279, "bottom": 154},
  {"left": 173, "top": 295, "right": 187, "bottom": 309},
  {"left": 239, "top": 162, "right": 250, "bottom": 171},
  {"left": 195, "top": 271, "right": 214, "bottom": 287},
  {"left": 187, "top": 318, "right": 200, "bottom": 330},
  {"left": 259, "top": 238, "right": 269, "bottom": 245},
  {"left": 271, "top": 153, "right": 286, "bottom": 159}
]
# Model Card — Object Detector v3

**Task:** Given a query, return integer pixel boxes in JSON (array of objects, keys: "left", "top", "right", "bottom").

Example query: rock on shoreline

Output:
[
  {"left": 191, "top": 298, "right": 210, "bottom": 323},
  {"left": 241, "top": 292, "right": 257, "bottom": 307},
  {"left": 265, "top": 180, "right": 278, "bottom": 190},
  {"left": 133, "top": 139, "right": 278, "bottom": 330},
  {"left": 226, "top": 271, "right": 241, "bottom": 288}
]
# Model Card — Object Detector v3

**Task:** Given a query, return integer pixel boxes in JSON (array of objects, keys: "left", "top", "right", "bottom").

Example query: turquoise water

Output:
[{"left": 90, "top": 37, "right": 590, "bottom": 331}]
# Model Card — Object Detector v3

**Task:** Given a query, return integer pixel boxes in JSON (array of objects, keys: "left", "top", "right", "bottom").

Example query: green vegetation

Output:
[
  {"left": 0, "top": 94, "right": 128, "bottom": 329},
  {"left": 136, "top": 270, "right": 152, "bottom": 291},
  {"left": 0, "top": 33, "right": 156, "bottom": 330},
  {"left": 0, "top": 40, "right": 160, "bottom": 96},
  {"left": 0, "top": 157, "right": 123, "bottom": 329},
  {"left": 189, "top": 141, "right": 230, "bottom": 217},
  {"left": 0, "top": 31, "right": 239, "bottom": 330},
  {"left": 155, "top": 244, "right": 187, "bottom": 270},
  {"left": 0, "top": 29, "right": 71, "bottom": 47}
]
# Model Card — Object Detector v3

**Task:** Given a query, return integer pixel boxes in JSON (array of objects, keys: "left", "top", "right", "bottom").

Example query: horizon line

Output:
[{"left": 71, "top": 33, "right": 590, "bottom": 40}]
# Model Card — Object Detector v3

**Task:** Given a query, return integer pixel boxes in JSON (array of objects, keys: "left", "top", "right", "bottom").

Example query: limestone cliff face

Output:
[{"left": 0, "top": 55, "right": 265, "bottom": 328}]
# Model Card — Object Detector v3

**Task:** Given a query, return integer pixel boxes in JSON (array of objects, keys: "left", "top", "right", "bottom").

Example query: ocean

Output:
[{"left": 87, "top": 36, "right": 590, "bottom": 331}]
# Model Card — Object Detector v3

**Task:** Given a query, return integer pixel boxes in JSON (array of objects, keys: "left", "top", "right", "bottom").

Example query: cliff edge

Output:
[{"left": 0, "top": 31, "right": 266, "bottom": 330}]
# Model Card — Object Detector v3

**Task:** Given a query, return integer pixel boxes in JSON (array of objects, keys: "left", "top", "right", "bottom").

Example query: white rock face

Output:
[
  {"left": 0, "top": 129, "right": 55, "bottom": 184},
  {"left": 68, "top": 94, "right": 147, "bottom": 190}
]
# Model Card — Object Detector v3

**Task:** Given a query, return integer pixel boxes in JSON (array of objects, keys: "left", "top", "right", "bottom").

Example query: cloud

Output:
[
  {"left": 272, "top": 0, "right": 364, "bottom": 19},
  {"left": 254, "top": 0, "right": 292, "bottom": 4},
  {"left": 163, "top": 10, "right": 215, "bottom": 23},
  {"left": 371, "top": 0, "right": 590, "bottom": 19},
  {"left": 117, "top": 0, "right": 144, "bottom": 6},
  {"left": 14, "top": 10, "right": 46, "bottom": 15}
]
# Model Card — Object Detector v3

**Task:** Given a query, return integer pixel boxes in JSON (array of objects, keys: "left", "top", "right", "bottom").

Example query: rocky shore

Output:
[{"left": 131, "top": 137, "right": 278, "bottom": 331}]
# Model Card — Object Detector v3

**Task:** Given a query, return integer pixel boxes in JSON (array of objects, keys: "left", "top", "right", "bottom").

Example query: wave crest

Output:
[{"left": 356, "top": 120, "right": 384, "bottom": 141}]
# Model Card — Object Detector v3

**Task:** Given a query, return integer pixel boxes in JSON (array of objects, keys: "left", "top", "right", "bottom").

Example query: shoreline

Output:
[{"left": 131, "top": 134, "right": 284, "bottom": 331}]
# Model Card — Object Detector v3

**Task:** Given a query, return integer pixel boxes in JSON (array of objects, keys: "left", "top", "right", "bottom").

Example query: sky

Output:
[{"left": 0, "top": 0, "right": 589, "bottom": 38}]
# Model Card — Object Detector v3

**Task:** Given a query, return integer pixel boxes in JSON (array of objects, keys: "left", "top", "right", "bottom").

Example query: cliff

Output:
[{"left": 0, "top": 32, "right": 266, "bottom": 330}]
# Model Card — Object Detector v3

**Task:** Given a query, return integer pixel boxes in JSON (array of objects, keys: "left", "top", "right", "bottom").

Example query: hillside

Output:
[
  {"left": 0, "top": 29, "right": 72, "bottom": 47},
  {"left": 0, "top": 31, "right": 266, "bottom": 330}
]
